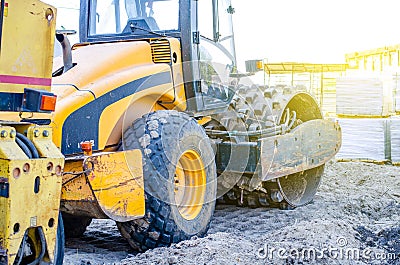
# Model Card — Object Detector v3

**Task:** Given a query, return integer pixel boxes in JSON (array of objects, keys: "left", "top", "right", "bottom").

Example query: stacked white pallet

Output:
[
  {"left": 336, "top": 75, "right": 393, "bottom": 116},
  {"left": 322, "top": 91, "right": 336, "bottom": 116},
  {"left": 336, "top": 118, "right": 390, "bottom": 161},
  {"left": 322, "top": 76, "right": 337, "bottom": 116},
  {"left": 390, "top": 116, "right": 400, "bottom": 163},
  {"left": 393, "top": 74, "right": 400, "bottom": 112}
]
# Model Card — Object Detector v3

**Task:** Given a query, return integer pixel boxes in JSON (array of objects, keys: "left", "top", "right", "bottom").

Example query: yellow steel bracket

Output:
[
  {"left": 82, "top": 150, "right": 144, "bottom": 222},
  {"left": 61, "top": 149, "right": 144, "bottom": 221},
  {"left": 0, "top": 125, "right": 64, "bottom": 265}
]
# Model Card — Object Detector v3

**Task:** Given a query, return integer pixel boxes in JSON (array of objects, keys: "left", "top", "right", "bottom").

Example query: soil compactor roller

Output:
[{"left": 0, "top": 0, "right": 341, "bottom": 263}]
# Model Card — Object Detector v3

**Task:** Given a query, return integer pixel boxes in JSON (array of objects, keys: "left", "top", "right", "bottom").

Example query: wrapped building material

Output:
[
  {"left": 390, "top": 116, "right": 400, "bottom": 163},
  {"left": 393, "top": 74, "right": 400, "bottom": 112},
  {"left": 336, "top": 118, "right": 391, "bottom": 161},
  {"left": 322, "top": 91, "right": 336, "bottom": 116},
  {"left": 336, "top": 76, "right": 393, "bottom": 117}
]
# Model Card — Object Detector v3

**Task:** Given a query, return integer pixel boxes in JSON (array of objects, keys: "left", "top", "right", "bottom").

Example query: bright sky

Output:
[
  {"left": 232, "top": 0, "right": 400, "bottom": 67},
  {"left": 45, "top": 0, "right": 400, "bottom": 68}
]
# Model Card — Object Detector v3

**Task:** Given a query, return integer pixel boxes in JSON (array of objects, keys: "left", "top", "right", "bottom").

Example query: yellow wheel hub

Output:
[{"left": 174, "top": 150, "right": 206, "bottom": 220}]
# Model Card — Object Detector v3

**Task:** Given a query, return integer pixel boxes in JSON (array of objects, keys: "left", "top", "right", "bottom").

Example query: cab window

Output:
[{"left": 89, "top": 0, "right": 179, "bottom": 36}]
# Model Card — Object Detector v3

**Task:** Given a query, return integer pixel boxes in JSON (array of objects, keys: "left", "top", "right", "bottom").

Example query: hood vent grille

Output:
[{"left": 150, "top": 39, "right": 172, "bottom": 64}]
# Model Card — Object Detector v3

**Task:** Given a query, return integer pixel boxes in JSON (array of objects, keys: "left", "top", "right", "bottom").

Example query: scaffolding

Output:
[
  {"left": 345, "top": 45, "right": 400, "bottom": 113},
  {"left": 345, "top": 44, "right": 400, "bottom": 72},
  {"left": 261, "top": 62, "right": 348, "bottom": 115}
]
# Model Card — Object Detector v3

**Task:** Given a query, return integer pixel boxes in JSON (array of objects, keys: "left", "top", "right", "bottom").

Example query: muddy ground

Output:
[{"left": 64, "top": 161, "right": 400, "bottom": 265}]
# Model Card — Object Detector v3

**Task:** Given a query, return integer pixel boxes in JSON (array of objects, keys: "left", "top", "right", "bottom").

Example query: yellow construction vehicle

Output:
[
  {"left": 0, "top": 1, "right": 64, "bottom": 264},
  {"left": 1, "top": 0, "right": 342, "bottom": 263}
]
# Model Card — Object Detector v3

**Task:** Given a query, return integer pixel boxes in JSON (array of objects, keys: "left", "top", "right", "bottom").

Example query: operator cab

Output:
[
  {"left": 85, "top": 0, "right": 179, "bottom": 36},
  {"left": 81, "top": 0, "right": 238, "bottom": 114}
]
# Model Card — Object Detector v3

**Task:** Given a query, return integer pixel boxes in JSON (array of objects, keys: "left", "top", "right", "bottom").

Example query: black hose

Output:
[
  {"left": 15, "top": 137, "right": 33, "bottom": 159},
  {"left": 26, "top": 227, "right": 46, "bottom": 265},
  {"left": 14, "top": 227, "right": 46, "bottom": 265},
  {"left": 16, "top": 133, "right": 39, "bottom": 158},
  {"left": 14, "top": 232, "right": 28, "bottom": 265}
]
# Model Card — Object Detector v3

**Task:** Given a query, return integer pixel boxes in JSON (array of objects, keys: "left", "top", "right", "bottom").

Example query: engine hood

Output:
[
  {"left": 52, "top": 41, "right": 159, "bottom": 99},
  {"left": 50, "top": 40, "right": 174, "bottom": 154}
]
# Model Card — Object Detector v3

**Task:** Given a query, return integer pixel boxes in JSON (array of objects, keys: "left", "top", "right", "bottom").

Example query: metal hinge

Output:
[
  {"left": 193, "top": 31, "right": 200, "bottom": 44},
  {"left": 194, "top": 80, "right": 202, "bottom": 93}
]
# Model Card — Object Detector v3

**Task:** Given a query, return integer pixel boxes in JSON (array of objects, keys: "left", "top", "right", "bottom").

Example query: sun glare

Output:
[{"left": 232, "top": 0, "right": 400, "bottom": 65}]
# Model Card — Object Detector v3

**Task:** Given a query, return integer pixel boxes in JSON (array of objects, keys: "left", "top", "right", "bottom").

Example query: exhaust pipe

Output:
[{"left": 56, "top": 32, "right": 74, "bottom": 73}]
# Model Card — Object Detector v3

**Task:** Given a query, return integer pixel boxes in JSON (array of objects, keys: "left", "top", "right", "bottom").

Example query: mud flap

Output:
[{"left": 84, "top": 150, "right": 145, "bottom": 222}]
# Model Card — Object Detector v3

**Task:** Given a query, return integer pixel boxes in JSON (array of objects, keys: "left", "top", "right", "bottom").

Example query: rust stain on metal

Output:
[
  {"left": 85, "top": 150, "right": 145, "bottom": 221},
  {"left": 61, "top": 150, "right": 144, "bottom": 221}
]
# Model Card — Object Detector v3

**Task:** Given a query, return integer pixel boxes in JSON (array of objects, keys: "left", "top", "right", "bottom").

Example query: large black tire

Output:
[
  {"left": 54, "top": 212, "right": 65, "bottom": 265},
  {"left": 62, "top": 213, "right": 92, "bottom": 238},
  {"left": 117, "top": 110, "right": 217, "bottom": 251}
]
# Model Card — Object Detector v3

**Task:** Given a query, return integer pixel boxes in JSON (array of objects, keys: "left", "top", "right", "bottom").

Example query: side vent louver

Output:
[{"left": 150, "top": 39, "right": 172, "bottom": 64}]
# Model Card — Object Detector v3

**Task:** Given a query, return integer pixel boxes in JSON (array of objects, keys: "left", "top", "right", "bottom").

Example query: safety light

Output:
[
  {"left": 245, "top": 59, "right": 264, "bottom": 73},
  {"left": 80, "top": 141, "right": 93, "bottom": 156},
  {"left": 23, "top": 88, "right": 57, "bottom": 113},
  {"left": 256, "top": 60, "right": 263, "bottom": 70},
  {"left": 40, "top": 94, "right": 57, "bottom": 111}
]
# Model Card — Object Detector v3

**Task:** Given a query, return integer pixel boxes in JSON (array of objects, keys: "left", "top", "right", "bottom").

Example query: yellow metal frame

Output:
[
  {"left": 262, "top": 62, "right": 348, "bottom": 75},
  {"left": 345, "top": 44, "right": 400, "bottom": 71},
  {"left": 0, "top": 125, "right": 64, "bottom": 264},
  {"left": 0, "top": 0, "right": 56, "bottom": 92},
  {"left": 0, "top": 0, "right": 56, "bottom": 122}
]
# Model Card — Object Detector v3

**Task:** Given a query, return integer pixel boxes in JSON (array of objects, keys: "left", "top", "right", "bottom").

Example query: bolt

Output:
[
  {"left": 9, "top": 130, "right": 16, "bottom": 138},
  {"left": 0, "top": 130, "right": 8, "bottom": 138},
  {"left": 34, "top": 130, "right": 40, "bottom": 137},
  {"left": 43, "top": 130, "right": 49, "bottom": 137}
]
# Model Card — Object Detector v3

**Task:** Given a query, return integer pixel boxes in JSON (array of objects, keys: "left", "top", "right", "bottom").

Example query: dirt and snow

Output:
[{"left": 64, "top": 161, "right": 400, "bottom": 265}]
